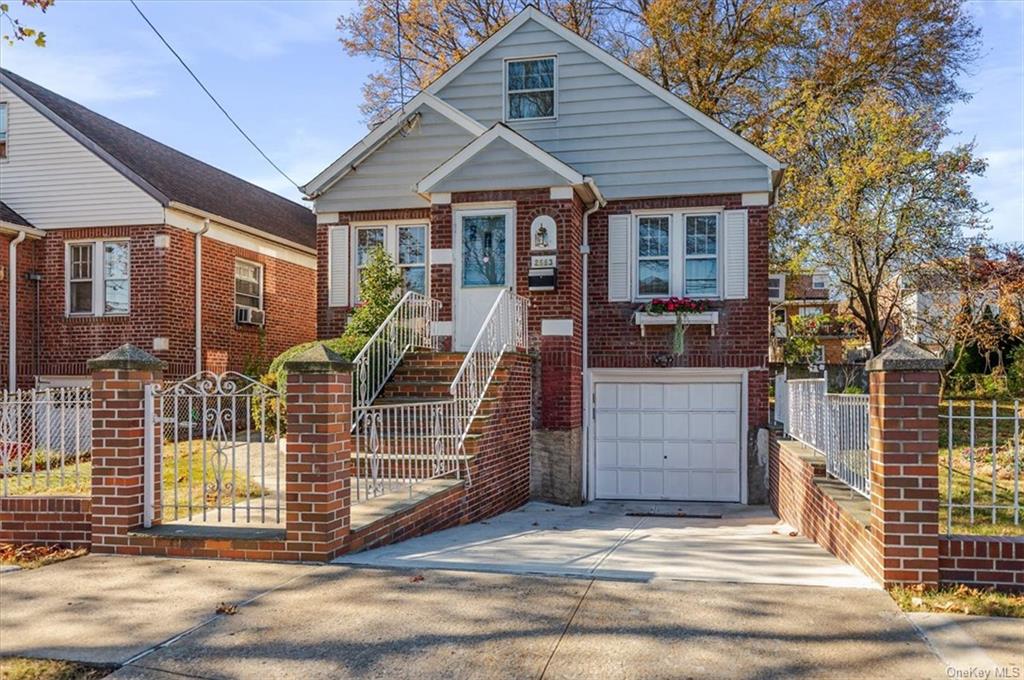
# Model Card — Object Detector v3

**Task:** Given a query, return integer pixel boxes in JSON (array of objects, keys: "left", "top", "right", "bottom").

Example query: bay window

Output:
[{"left": 66, "top": 240, "right": 129, "bottom": 316}]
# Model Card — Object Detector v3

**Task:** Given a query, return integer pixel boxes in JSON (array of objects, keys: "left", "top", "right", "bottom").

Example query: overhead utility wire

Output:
[{"left": 128, "top": 0, "right": 300, "bottom": 189}]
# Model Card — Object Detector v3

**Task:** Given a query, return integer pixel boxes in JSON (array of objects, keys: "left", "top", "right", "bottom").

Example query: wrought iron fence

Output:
[
  {"left": 940, "top": 399, "right": 1021, "bottom": 535},
  {"left": 148, "top": 372, "right": 283, "bottom": 526},
  {"left": 0, "top": 386, "right": 91, "bottom": 496},
  {"left": 784, "top": 377, "right": 870, "bottom": 498}
]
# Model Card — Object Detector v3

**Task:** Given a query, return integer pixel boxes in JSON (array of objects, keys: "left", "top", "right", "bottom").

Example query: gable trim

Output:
[
  {"left": 417, "top": 124, "right": 584, "bottom": 194},
  {"left": 0, "top": 72, "right": 171, "bottom": 206},
  {"left": 302, "top": 93, "right": 488, "bottom": 198},
  {"left": 425, "top": 7, "right": 783, "bottom": 172}
]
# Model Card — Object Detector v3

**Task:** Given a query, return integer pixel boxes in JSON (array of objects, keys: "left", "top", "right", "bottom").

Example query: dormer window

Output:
[{"left": 506, "top": 57, "right": 556, "bottom": 121}]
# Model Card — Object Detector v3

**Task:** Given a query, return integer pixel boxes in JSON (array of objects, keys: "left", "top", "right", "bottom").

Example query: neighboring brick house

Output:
[
  {"left": 0, "top": 69, "right": 317, "bottom": 389},
  {"left": 768, "top": 272, "right": 853, "bottom": 366},
  {"left": 305, "top": 7, "right": 783, "bottom": 506}
]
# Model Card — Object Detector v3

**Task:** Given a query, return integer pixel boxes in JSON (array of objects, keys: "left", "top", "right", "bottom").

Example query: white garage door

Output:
[{"left": 593, "top": 380, "right": 742, "bottom": 502}]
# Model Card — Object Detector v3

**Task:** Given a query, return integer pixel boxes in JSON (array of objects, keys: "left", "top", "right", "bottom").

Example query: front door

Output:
[{"left": 453, "top": 208, "right": 515, "bottom": 350}]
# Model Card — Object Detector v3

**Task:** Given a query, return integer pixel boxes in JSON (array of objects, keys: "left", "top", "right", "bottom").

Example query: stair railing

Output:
[
  {"left": 449, "top": 289, "right": 529, "bottom": 453},
  {"left": 351, "top": 291, "right": 442, "bottom": 417}
]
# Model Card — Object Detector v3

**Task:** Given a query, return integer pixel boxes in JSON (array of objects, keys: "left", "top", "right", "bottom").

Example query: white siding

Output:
[
  {"left": 435, "top": 18, "right": 770, "bottom": 199},
  {"left": 0, "top": 85, "right": 164, "bottom": 228},
  {"left": 430, "top": 137, "right": 570, "bottom": 193},
  {"left": 315, "top": 107, "right": 475, "bottom": 213}
]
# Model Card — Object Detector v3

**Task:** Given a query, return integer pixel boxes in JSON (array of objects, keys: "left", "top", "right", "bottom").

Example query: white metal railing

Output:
[
  {"left": 773, "top": 370, "right": 788, "bottom": 428},
  {"left": 349, "top": 289, "right": 528, "bottom": 504},
  {"left": 785, "top": 377, "right": 870, "bottom": 498},
  {"left": 351, "top": 291, "right": 442, "bottom": 416},
  {"left": 941, "top": 399, "right": 1021, "bottom": 535},
  {"left": 449, "top": 289, "right": 529, "bottom": 452},
  {"left": 351, "top": 399, "right": 461, "bottom": 502},
  {"left": 0, "top": 386, "right": 91, "bottom": 496}
]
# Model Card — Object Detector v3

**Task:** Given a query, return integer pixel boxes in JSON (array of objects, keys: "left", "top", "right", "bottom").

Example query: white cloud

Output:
[{"left": 2, "top": 49, "right": 161, "bottom": 103}]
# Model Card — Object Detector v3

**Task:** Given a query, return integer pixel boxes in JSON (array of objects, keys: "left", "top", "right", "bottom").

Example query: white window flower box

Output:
[{"left": 632, "top": 311, "right": 719, "bottom": 337}]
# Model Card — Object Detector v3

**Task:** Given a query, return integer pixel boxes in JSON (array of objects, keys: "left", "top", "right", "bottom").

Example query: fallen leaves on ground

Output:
[
  {"left": 215, "top": 602, "right": 238, "bottom": 615},
  {"left": 0, "top": 543, "right": 87, "bottom": 570},
  {"left": 891, "top": 583, "right": 1024, "bottom": 618},
  {"left": 0, "top": 657, "right": 115, "bottom": 680}
]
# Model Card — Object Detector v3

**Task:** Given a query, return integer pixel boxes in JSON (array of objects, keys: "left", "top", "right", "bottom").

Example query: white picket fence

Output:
[{"left": 778, "top": 376, "right": 870, "bottom": 498}]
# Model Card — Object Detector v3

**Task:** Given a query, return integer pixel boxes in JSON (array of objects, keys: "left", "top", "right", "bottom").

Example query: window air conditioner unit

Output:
[{"left": 236, "top": 306, "right": 265, "bottom": 326}]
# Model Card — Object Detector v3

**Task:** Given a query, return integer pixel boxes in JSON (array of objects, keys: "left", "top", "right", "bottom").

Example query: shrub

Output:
[
  {"left": 1008, "top": 344, "right": 1024, "bottom": 396},
  {"left": 252, "top": 247, "right": 404, "bottom": 437}
]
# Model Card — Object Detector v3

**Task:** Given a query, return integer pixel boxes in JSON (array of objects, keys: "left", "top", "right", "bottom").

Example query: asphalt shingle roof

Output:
[
  {"left": 1, "top": 69, "right": 315, "bottom": 248},
  {"left": 0, "top": 201, "right": 33, "bottom": 228}
]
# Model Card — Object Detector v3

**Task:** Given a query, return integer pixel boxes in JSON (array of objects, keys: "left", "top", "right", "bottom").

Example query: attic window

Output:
[{"left": 506, "top": 57, "right": 555, "bottom": 121}]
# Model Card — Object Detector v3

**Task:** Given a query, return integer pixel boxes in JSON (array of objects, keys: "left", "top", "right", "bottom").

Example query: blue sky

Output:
[{"left": 1, "top": 0, "right": 1021, "bottom": 245}]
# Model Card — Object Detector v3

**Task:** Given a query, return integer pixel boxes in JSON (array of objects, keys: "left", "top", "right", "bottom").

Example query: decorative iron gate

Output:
[{"left": 145, "top": 372, "right": 283, "bottom": 527}]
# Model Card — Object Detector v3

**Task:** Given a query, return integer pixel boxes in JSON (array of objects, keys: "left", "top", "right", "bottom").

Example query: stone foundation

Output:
[{"left": 530, "top": 428, "right": 582, "bottom": 505}]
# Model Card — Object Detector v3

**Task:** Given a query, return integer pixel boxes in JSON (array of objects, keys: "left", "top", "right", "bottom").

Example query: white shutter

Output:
[
  {"left": 607, "top": 214, "right": 631, "bottom": 301},
  {"left": 328, "top": 225, "right": 350, "bottom": 307},
  {"left": 723, "top": 209, "right": 748, "bottom": 299}
]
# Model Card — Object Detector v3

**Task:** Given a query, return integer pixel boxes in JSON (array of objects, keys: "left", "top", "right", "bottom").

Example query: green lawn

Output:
[
  {"left": 939, "top": 400, "right": 1022, "bottom": 536},
  {"left": 2, "top": 440, "right": 267, "bottom": 522}
]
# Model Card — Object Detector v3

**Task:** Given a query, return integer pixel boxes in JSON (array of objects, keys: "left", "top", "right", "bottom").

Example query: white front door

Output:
[
  {"left": 453, "top": 208, "right": 515, "bottom": 350},
  {"left": 593, "top": 378, "right": 743, "bottom": 502}
]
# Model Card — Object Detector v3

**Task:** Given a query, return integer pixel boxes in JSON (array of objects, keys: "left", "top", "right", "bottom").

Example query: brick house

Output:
[
  {"left": 768, "top": 272, "right": 854, "bottom": 366},
  {"left": 0, "top": 69, "right": 317, "bottom": 389},
  {"left": 305, "top": 7, "right": 784, "bottom": 506}
]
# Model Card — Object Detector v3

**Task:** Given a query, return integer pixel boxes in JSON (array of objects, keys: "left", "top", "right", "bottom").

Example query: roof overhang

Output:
[
  {"left": 424, "top": 6, "right": 783, "bottom": 173},
  {"left": 167, "top": 202, "right": 317, "bottom": 256},
  {"left": 417, "top": 124, "right": 585, "bottom": 195},
  {"left": 302, "top": 93, "right": 487, "bottom": 198},
  {"left": 0, "top": 222, "right": 46, "bottom": 238}
]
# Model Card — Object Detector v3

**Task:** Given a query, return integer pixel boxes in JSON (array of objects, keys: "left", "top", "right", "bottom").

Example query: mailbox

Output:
[{"left": 528, "top": 267, "right": 556, "bottom": 291}]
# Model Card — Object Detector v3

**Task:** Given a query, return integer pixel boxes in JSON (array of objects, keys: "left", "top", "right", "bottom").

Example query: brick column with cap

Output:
[
  {"left": 866, "top": 339, "right": 945, "bottom": 587},
  {"left": 88, "top": 344, "right": 164, "bottom": 555},
  {"left": 283, "top": 343, "right": 353, "bottom": 561}
]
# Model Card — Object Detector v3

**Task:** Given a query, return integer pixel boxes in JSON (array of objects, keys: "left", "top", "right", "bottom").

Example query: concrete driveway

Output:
[
  {"left": 1, "top": 556, "right": 949, "bottom": 679},
  {"left": 335, "top": 501, "right": 878, "bottom": 589}
]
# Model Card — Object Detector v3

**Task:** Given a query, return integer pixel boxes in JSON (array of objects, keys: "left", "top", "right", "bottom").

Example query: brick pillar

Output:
[
  {"left": 866, "top": 340, "right": 945, "bottom": 587},
  {"left": 88, "top": 344, "right": 164, "bottom": 554},
  {"left": 283, "top": 344, "right": 353, "bottom": 561}
]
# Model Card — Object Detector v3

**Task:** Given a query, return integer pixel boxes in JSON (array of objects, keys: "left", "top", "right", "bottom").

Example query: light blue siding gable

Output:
[
  {"left": 315, "top": 106, "right": 475, "bottom": 213},
  {"left": 434, "top": 17, "right": 772, "bottom": 199},
  {"left": 428, "top": 137, "right": 573, "bottom": 193}
]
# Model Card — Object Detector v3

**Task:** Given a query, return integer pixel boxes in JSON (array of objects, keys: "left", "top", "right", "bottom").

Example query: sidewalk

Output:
[{"left": 0, "top": 554, "right": 965, "bottom": 679}]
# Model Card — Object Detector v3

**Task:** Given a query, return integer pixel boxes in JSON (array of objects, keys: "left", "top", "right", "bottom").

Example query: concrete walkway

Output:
[
  {"left": 1, "top": 556, "right": 953, "bottom": 679},
  {"left": 335, "top": 501, "right": 879, "bottom": 589}
]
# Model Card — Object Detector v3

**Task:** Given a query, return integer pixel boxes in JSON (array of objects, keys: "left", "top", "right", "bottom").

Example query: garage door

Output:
[{"left": 593, "top": 380, "right": 742, "bottom": 502}]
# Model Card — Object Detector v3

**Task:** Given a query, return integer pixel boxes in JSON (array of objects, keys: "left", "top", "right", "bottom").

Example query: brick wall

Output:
[
  {"left": 316, "top": 208, "right": 431, "bottom": 338},
  {"left": 0, "top": 496, "right": 91, "bottom": 548},
  {"left": 939, "top": 536, "right": 1024, "bottom": 592},
  {"left": 769, "top": 433, "right": 881, "bottom": 582},
  {"left": 2, "top": 225, "right": 315, "bottom": 385}
]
